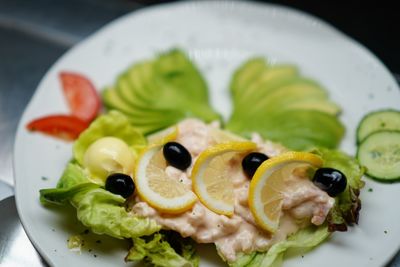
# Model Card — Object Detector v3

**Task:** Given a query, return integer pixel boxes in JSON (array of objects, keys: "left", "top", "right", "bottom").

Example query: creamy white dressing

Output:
[{"left": 130, "top": 119, "right": 334, "bottom": 262}]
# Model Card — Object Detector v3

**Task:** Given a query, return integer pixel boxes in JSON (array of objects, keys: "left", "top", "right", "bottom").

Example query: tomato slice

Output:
[
  {"left": 26, "top": 115, "right": 89, "bottom": 141},
  {"left": 60, "top": 72, "right": 101, "bottom": 122}
]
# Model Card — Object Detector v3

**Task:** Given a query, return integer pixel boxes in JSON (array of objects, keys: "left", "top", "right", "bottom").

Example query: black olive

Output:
[
  {"left": 105, "top": 173, "right": 135, "bottom": 198},
  {"left": 312, "top": 168, "right": 347, "bottom": 197},
  {"left": 242, "top": 152, "right": 269, "bottom": 178},
  {"left": 163, "top": 142, "right": 192, "bottom": 170}
]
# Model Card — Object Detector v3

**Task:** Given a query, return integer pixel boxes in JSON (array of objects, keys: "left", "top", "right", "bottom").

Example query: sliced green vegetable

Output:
[
  {"left": 230, "top": 57, "right": 267, "bottom": 99},
  {"left": 228, "top": 110, "right": 344, "bottom": 150},
  {"left": 246, "top": 79, "right": 328, "bottom": 115},
  {"left": 102, "top": 49, "right": 221, "bottom": 134},
  {"left": 227, "top": 58, "right": 344, "bottom": 150},
  {"left": 126, "top": 231, "right": 199, "bottom": 267},
  {"left": 357, "top": 130, "right": 400, "bottom": 182},
  {"left": 282, "top": 99, "right": 341, "bottom": 115},
  {"left": 73, "top": 110, "right": 146, "bottom": 165},
  {"left": 238, "top": 65, "right": 299, "bottom": 108},
  {"left": 356, "top": 109, "right": 400, "bottom": 143}
]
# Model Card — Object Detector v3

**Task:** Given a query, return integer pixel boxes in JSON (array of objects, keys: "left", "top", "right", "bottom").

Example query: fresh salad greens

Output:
[
  {"left": 230, "top": 225, "right": 330, "bottom": 267},
  {"left": 312, "top": 148, "right": 365, "bottom": 231},
  {"left": 39, "top": 49, "right": 367, "bottom": 267},
  {"left": 40, "top": 111, "right": 201, "bottom": 266},
  {"left": 226, "top": 57, "right": 344, "bottom": 150},
  {"left": 40, "top": 114, "right": 161, "bottom": 239},
  {"left": 127, "top": 231, "right": 199, "bottom": 267}
]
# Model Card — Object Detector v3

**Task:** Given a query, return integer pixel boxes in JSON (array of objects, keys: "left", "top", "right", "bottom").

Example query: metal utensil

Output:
[
  {"left": 0, "top": 196, "right": 47, "bottom": 266},
  {"left": 0, "top": 181, "right": 13, "bottom": 201}
]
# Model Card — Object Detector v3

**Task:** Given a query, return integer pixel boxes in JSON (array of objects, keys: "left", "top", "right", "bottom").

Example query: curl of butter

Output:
[{"left": 83, "top": 137, "right": 134, "bottom": 184}]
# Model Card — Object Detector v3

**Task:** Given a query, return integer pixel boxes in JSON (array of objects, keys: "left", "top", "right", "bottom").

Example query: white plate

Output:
[{"left": 14, "top": 1, "right": 400, "bottom": 267}]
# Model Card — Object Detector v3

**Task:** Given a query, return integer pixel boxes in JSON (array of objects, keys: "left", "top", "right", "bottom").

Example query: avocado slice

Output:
[
  {"left": 282, "top": 100, "right": 341, "bottom": 115},
  {"left": 237, "top": 65, "right": 299, "bottom": 109},
  {"left": 247, "top": 78, "right": 328, "bottom": 114},
  {"left": 102, "top": 49, "right": 221, "bottom": 134},
  {"left": 227, "top": 58, "right": 344, "bottom": 150},
  {"left": 230, "top": 57, "right": 267, "bottom": 99},
  {"left": 227, "top": 110, "right": 344, "bottom": 150},
  {"left": 102, "top": 87, "right": 183, "bottom": 126}
]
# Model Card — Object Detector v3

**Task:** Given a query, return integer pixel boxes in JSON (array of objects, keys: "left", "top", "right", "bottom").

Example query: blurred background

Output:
[{"left": 0, "top": 0, "right": 398, "bottom": 186}]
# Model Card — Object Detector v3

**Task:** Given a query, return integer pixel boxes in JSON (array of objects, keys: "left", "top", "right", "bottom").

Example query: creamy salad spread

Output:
[{"left": 131, "top": 119, "right": 334, "bottom": 262}]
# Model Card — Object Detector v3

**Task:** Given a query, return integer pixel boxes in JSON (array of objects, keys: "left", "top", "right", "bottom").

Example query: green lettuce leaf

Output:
[
  {"left": 73, "top": 110, "right": 146, "bottom": 165},
  {"left": 71, "top": 188, "right": 160, "bottom": 239},
  {"left": 40, "top": 183, "right": 100, "bottom": 205},
  {"left": 126, "top": 231, "right": 199, "bottom": 267},
  {"left": 40, "top": 162, "right": 160, "bottom": 239},
  {"left": 56, "top": 163, "right": 90, "bottom": 189},
  {"left": 40, "top": 163, "right": 97, "bottom": 204},
  {"left": 229, "top": 225, "right": 330, "bottom": 267},
  {"left": 312, "top": 148, "right": 365, "bottom": 231}
]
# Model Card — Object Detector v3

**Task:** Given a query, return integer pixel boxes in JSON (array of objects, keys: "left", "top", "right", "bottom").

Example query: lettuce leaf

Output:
[
  {"left": 40, "top": 163, "right": 160, "bottom": 239},
  {"left": 126, "top": 231, "right": 199, "bottom": 267},
  {"left": 312, "top": 148, "right": 365, "bottom": 231},
  {"left": 73, "top": 110, "right": 146, "bottom": 165},
  {"left": 40, "top": 163, "right": 96, "bottom": 204},
  {"left": 229, "top": 225, "right": 330, "bottom": 267},
  {"left": 71, "top": 188, "right": 160, "bottom": 238},
  {"left": 40, "top": 183, "right": 100, "bottom": 205},
  {"left": 56, "top": 163, "right": 90, "bottom": 189}
]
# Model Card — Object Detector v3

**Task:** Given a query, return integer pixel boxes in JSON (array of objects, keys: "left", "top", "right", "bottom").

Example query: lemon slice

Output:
[
  {"left": 147, "top": 126, "right": 178, "bottom": 145},
  {"left": 209, "top": 128, "right": 247, "bottom": 143},
  {"left": 135, "top": 144, "right": 197, "bottom": 213},
  {"left": 191, "top": 141, "right": 257, "bottom": 215},
  {"left": 248, "top": 151, "right": 323, "bottom": 233}
]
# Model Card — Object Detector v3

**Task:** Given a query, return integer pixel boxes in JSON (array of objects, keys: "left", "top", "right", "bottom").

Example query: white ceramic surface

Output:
[{"left": 14, "top": 1, "right": 400, "bottom": 267}]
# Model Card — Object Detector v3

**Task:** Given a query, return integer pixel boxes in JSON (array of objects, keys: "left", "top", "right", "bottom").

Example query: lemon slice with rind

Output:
[
  {"left": 209, "top": 128, "right": 247, "bottom": 144},
  {"left": 191, "top": 141, "right": 257, "bottom": 216},
  {"left": 147, "top": 126, "right": 178, "bottom": 145},
  {"left": 248, "top": 151, "right": 323, "bottom": 233},
  {"left": 135, "top": 144, "right": 197, "bottom": 213}
]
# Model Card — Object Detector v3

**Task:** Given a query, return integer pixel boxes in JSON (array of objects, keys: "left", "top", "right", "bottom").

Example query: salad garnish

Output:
[
  {"left": 26, "top": 72, "right": 101, "bottom": 140},
  {"left": 356, "top": 109, "right": 400, "bottom": 182}
]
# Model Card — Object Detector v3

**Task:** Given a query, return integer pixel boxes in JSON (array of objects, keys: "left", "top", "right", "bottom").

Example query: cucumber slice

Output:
[
  {"left": 356, "top": 109, "right": 400, "bottom": 143},
  {"left": 357, "top": 130, "right": 400, "bottom": 181}
]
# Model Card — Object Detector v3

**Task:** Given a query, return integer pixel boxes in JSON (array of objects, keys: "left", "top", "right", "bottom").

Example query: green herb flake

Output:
[{"left": 68, "top": 235, "right": 84, "bottom": 253}]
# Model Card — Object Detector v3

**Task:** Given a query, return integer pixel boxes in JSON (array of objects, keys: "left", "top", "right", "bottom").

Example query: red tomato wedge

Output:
[
  {"left": 26, "top": 115, "right": 89, "bottom": 141},
  {"left": 60, "top": 72, "right": 101, "bottom": 122}
]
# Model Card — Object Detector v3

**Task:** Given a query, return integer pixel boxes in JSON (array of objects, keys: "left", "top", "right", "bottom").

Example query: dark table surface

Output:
[{"left": 0, "top": 0, "right": 399, "bottom": 266}]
